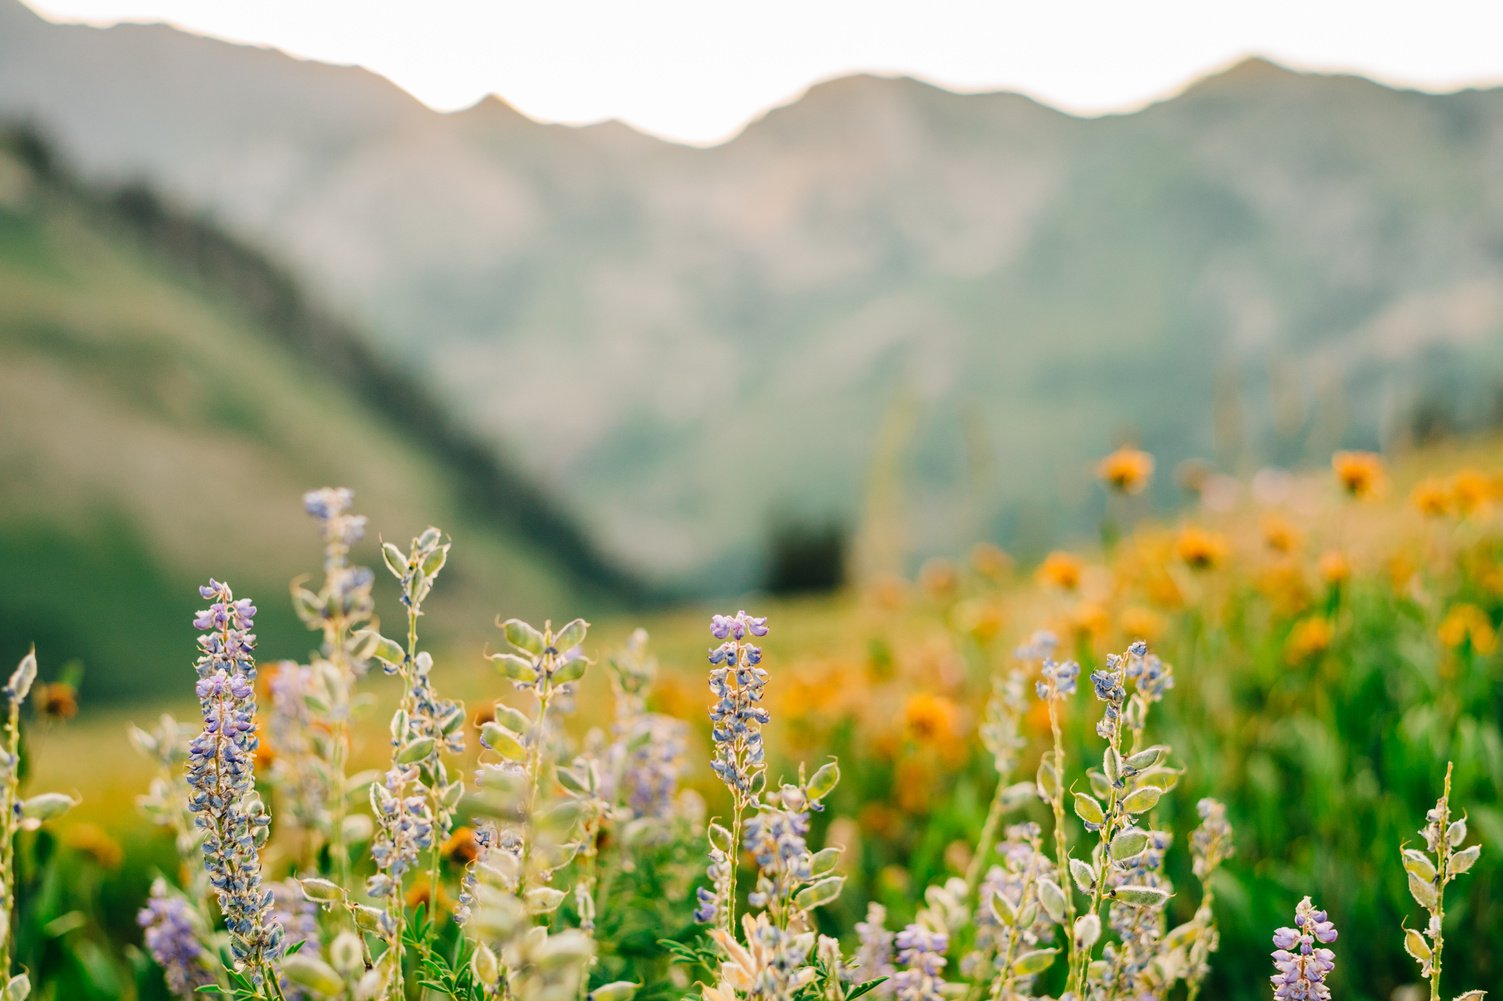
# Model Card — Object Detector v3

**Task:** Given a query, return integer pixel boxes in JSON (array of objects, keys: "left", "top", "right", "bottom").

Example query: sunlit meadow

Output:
[{"left": 5, "top": 443, "right": 1502, "bottom": 1001}]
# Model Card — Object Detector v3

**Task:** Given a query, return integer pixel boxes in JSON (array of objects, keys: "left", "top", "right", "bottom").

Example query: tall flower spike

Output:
[
  {"left": 1270, "top": 896, "right": 1337, "bottom": 1001},
  {"left": 138, "top": 879, "right": 215, "bottom": 999},
  {"left": 186, "top": 580, "right": 284, "bottom": 987}
]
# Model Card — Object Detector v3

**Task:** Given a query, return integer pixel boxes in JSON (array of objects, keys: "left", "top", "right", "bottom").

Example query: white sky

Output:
[{"left": 24, "top": 0, "right": 1503, "bottom": 145}]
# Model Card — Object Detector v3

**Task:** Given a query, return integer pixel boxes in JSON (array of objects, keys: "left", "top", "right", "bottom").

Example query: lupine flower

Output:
[
  {"left": 1100, "top": 830, "right": 1173, "bottom": 996},
  {"left": 138, "top": 880, "right": 214, "bottom": 999},
  {"left": 1090, "top": 653, "right": 1128, "bottom": 742},
  {"left": 271, "top": 879, "right": 321, "bottom": 1001},
  {"left": 708, "top": 610, "right": 771, "bottom": 798},
  {"left": 966, "top": 823, "right": 1058, "bottom": 991},
  {"left": 1034, "top": 658, "right": 1079, "bottom": 701},
  {"left": 848, "top": 903, "right": 896, "bottom": 998},
  {"left": 186, "top": 580, "right": 284, "bottom": 980},
  {"left": 743, "top": 784, "right": 814, "bottom": 915},
  {"left": 367, "top": 763, "right": 436, "bottom": 901},
  {"left": 1192, "top": 799, "right": 1235, "bottom": 881},
  {"left": 892, "top": 925, "right": 948, "bottom": 1001},
  {"left": 1270, "top": 897, "right": 1337, "bottom": 1001}
]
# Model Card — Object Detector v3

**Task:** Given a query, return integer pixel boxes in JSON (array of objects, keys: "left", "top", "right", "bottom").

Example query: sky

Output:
[{"left": 25, "top": 0, "right": 1503, "bottom": 145}]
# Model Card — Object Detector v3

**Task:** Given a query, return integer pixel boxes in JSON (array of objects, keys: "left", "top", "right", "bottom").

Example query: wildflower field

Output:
[{"left": 5, "top": 443, "right": 1502, "bottom": 1001}]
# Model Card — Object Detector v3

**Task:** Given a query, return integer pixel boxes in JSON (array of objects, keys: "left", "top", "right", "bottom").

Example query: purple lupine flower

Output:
[
  {"left": 1035, "top": 657, "right": 1080, "bottom": 700},
  {"left": 743, "top": 784, "right": 814, "bottom": 915},
  {"left": 138, "top": 881, "right": 213, "bottom": 999},
  {"left": 1125, "top": 650, "right": 1174, "bottom": 702},
  {"left": 1090, "top": 653, "right": 1128, "bottom": 741},
  {"left": 707, "top": 611, "right": 770, "bottom": 798},
  {"left": 1270, "top": 897, "right": 1337, "bottom": 1001},
  {"left": 271, "top": 879, "right": 321, "bottom": 1001},
  {"left": 892, "top": 925, "right": 948, "bottom": 1001},
  {"left": 366, "top": 763, "right": 435, "bottom": 900},
  {"left": 848, "top": 903, "right": 896, "bottom": 997},
  {"left": 1192, "top": 798, "right": 1235, "bottom": 881},
  {"left": 187, "top": 580, "right": 283, "bottom": 981}
]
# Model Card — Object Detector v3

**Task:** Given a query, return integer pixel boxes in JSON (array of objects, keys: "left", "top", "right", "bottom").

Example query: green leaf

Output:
[
  {"left": 502, "top": 619, "right": 546, "bottom": 655},
  {"left": 1111, "top": 885, "right": 1170, "bottom": 907},
  {"left": 1069, "top": 857, "right": 1095, "bottom": 894},
  {"left": 1011, "top": 948, "right": 1058, "bottom": 976},
  {"left": 1120, "top": 786, "right": 1162, "bottom": 815},
  {"left": 1110, "top": 828, "right": 1150, "bottom": 862},
  {"left": 553, "top": 618, "right": 589, "bottom": 652},
  {"left": 1073, "top": 792, "right": 1105, "bottom": 826}
]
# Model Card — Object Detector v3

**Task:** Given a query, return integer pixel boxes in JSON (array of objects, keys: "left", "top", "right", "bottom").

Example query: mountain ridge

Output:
[{"left": 5, "top": 0, "right": 1503, "bottom": 589}]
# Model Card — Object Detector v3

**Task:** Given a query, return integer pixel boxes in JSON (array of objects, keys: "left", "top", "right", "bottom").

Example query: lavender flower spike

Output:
[
  {"left": 138, "top": 880, "right": 214, "bottom": 999},
  {"left": 186, "top": 580, "right": 284, "bottom": 985},
  {"left": 1270, "top": 896, "right": 1337, "bottom": 1001}
]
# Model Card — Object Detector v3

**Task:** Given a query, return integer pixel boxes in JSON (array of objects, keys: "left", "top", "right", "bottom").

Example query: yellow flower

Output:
[
  {"left": 1450, "top": 468, "right": 1493, "bottom": 517},
  {"left": 1332, "top": 450, "right": 1384, "bottom": 499},
  {"left": 902, "top": 692, "right": 961, "bottom": 745},
  {"left": 35, "top": 682, "right": 78, "bottom": 721},
  {"left": 1285, "top": 616, "right": 1334, "bottom": 664},
  {"left": 1317, "top": 549, "right": 1351, "bottom": 586},
  {"left": 1260, "top": 514, "right": 1301, "bottom": 554},
  {"left": 969, "top": 542, "right": 1013, "bottom": 581},
  {"left": 1438, "top": 604, "right": 1498, "bottom": 655},
  {"left": 1119, "top": 606, "right": 1166, "bottom": 645},
  {"left": 918, "top": 559, "right": 958, "bottom": 599},
  {"left": 1411, "top": 478, "right": 1452, "bottom": 518},
  {"left": 1037, "top": 551, "right": 1084, "bottom": 591},
  {"left": 1097, "top": 447, "right": 1155, "bottom": 495},
  {"left": 1175, "top": 526, "right": 1228, "bottom": 571},
  {"left": 442, "top": 826, "right": 480, "bottom": 866},
  {"left": 1071, "top": 601, "right": 1109, "bottom": 643}
]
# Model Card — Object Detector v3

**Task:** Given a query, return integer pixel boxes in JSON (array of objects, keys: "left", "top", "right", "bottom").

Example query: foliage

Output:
[{"left": 1, "top": 446, "right": 1501, "bottom": 1000}]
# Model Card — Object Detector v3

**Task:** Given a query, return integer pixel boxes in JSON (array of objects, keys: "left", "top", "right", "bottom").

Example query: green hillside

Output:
[{"left": 0, "top": 130, "right": 635, "bottom": 701}]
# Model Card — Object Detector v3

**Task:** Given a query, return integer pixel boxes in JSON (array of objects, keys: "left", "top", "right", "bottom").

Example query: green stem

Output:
[{"left": 1, "top": 691, "right": 20, "bottom": 976}]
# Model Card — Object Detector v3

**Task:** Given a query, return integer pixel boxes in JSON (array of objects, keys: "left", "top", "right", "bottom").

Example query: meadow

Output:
[{"left": 4, "top": 441, "right": 1501, "bottom": 1001}]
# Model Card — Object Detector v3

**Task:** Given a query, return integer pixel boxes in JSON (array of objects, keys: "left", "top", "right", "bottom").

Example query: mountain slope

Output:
[
  {"left": 5, "top": 1, "right": 1503, "bottom": 588},
  {"left": 0, "top": 129, "right": 633, "bottom": 700}
]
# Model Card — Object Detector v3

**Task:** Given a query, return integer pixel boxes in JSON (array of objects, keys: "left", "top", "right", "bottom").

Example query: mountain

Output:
[
  {"left": 0, "top": 127, "right": 636, "bottom": 701},
  {"left": 5, "top": 1, "right": 1503, "bottom": 589}
]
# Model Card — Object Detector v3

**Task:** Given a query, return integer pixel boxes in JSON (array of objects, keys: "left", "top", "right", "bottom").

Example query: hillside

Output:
[
  {"left": 4, "top": 0, "right": 1503, "bottom": 589},
  {"left": 0, "top": 129, "right": 635, "bottom": 701}
]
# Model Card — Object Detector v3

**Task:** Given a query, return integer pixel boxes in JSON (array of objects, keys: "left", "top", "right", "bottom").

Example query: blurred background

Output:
[{"left": 3, "top": 1, "right": 1503, "bottom": 687}]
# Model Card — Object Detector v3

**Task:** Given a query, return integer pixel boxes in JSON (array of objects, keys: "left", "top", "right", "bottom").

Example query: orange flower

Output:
[
  {"left": 1285, "top": 616, "right": 1334, "bottom": 664},
  {"left": 404, "top": 878, "right": 449, "bottom": 914},
  {"left": 902, "top": 692, "right": 961, "bottom": 745},
  {"left": 1332, "top": 450, "right": 1384, "bottom": 498},
  {"left": 969, "top": 543, "right": 1013, "bottom": 581},
  {"left": 442, "top": 826, "right": 480, "bottom": 866},
  {"left": 1119, "top": 606, "right": 1166, "bottom": 645},
  {"left": 1260, "top": 514, "right": 1301, "bottom": 554},
  {"left": 868, "top": 574, "right": 909, "bottom": 611},
  {"left": 1071, "top": 601, "right": 1109, "bottom": 643},
  {"left": 1438, "top": 604, "right": 1498, "bottom": 655},
  {"left": 1317, "top": 550, "right": 1351, "bottom": 586},
  {"left": 1037, "top": 551, "right": 1084, "bottom": 591},
  {"left": 918, "top": 559, "right": 958, "bottom": 599},
  {"left": 35, "top": 682, "right": 78, "bottom": 721},
  {"left": 1097, "top": 447, "right": 1155, "bottom": 495},
  {"left": 1450, "top": 468, "right": 1493, "bottom": 517},
  {"left": 1411, "top": 478, "right": 1452, "bottom": 518},
  {"left": 1175, "top": 527, "right": 1228, "bottom": 571}
]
